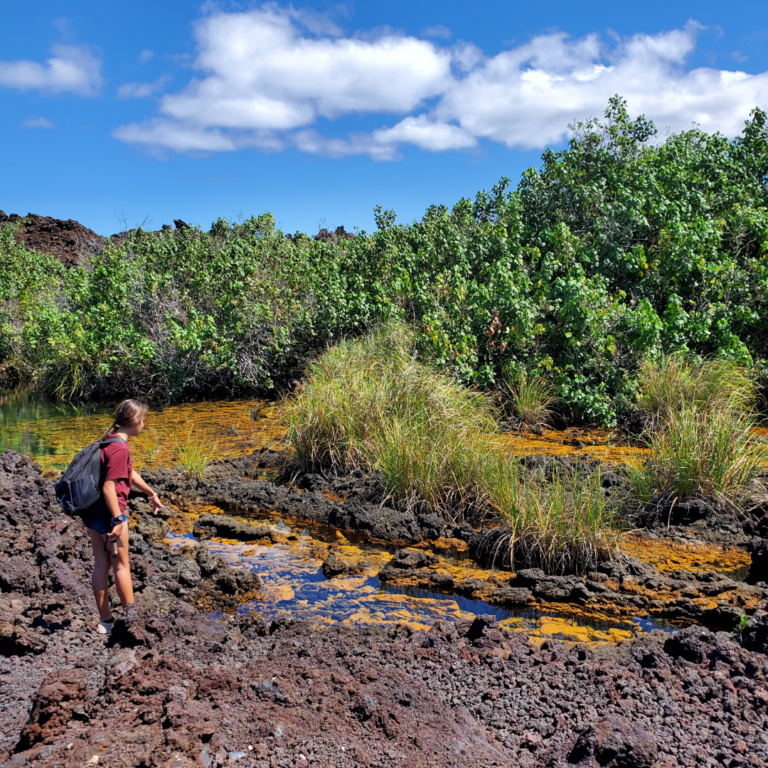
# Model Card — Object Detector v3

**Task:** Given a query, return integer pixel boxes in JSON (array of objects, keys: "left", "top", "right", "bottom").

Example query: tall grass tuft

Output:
[
  {"left": 492, "top": 465, "right": 621, "bottom": 573},
  {"left": 503, "top": 372, "right": 557, "bottom": 428},
  {"left": 171, "top": 427, "right": 218, "bottom": 481},
  {"left": 284, "top": 322, "right": 620, "bottom": 573},
  {"left": 627, "top": 354, "right": 765, "bottom": 509},
  {"left": 638, "top": 354, "right": 756, "bottom": 428},
  {"left": 625, "top": 407, "right": 765, "bottom": 507}
]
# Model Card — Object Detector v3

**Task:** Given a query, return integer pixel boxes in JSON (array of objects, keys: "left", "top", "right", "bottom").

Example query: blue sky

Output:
[{"left": 2, "top": 1, "right": 767, "bottom": 236}]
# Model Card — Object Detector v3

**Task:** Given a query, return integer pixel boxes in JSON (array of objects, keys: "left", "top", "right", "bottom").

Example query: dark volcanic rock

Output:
[
  {"left": 321, "top": 549, "right": 365, "bottom": 578},
  {"left": 4, "top": 213, "right": 106, "bottom": 266},
  {"left": 313, "top": 225, "right": 355, "bottom": 243},
  {"left": 390, "top": 548, "right": 438, "bottom": 569},
  {"left": 747, "top": 537, "right": 768, "bottom": 585},
  {"left": 741, "top": 611, "right": 768, "bottom": 655},
  {"left": 3, "top": 450, "right": 768, "bottom": 768},
  {"left": 194, "top": 512, "right": 277, "bottom": 542},
  {"left": 569, "top": 714, "right": 658, "bottom": 768}
]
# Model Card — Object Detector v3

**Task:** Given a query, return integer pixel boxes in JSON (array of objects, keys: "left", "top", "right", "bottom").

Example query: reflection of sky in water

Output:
[{"left": 165, "top": 511, "right": 676, "bottom": 645}]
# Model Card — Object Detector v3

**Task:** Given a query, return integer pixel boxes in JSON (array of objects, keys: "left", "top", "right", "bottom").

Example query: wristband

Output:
[{"left": 112, "top": 514, "right": 128, "bottom": 525}]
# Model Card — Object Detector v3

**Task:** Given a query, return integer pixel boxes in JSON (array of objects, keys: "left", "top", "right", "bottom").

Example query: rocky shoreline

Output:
[
  {"left": 143, "top": 451, "right": 768, "bottom": 634},
  {"left": 2, "top": 449, "right": 768, "bottom": 767}
]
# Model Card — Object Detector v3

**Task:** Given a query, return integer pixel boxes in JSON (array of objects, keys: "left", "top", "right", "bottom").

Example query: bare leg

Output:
[
  {"left": 111, "top": 521, "right": 134, "bottom": 608},
  {"left": 88, "top": 529, "right": 114, "bottom": 622}
]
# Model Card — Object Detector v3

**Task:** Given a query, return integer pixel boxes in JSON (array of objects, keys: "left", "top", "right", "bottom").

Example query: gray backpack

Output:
[{"left": 54, "top": 437, "right": 123, "bottom": 516}]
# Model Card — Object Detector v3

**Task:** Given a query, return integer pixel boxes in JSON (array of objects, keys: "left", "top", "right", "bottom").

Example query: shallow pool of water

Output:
[
  {"left": 0, "top": 393, "right": 286, "bottom": 473},
  {"left": 165, "top": 507, "right": 673, "bottom": 645}
]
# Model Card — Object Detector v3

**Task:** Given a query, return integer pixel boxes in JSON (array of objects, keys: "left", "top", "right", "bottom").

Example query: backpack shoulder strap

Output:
[{"left": 99, "top": 437, "right": 125, "bottom": 447}]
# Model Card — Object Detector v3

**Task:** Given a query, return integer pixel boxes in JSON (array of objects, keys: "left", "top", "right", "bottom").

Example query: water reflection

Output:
[
  {"left": 0, "top": 393, "right": 285, "bottom": 472},
  {"left": 165, "top": 509, "right": 673, "bottom": 645}
]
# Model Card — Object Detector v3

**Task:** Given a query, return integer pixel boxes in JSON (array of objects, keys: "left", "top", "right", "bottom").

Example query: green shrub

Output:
[{"left": 2, "top": 99, "right": 768, "bottom": 423}]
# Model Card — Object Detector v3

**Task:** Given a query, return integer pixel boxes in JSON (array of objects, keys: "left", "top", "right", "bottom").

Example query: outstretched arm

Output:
[{"left": 131, "top": 470, "right": 164, "bottom": 513}]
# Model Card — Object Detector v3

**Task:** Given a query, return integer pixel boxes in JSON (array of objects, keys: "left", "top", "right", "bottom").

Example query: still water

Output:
[
  {"left": 0, "top": 393, "right": 285, "bottom": 473},
  {"left": 0, "top": 392, "right": 750, "bottom": 643},
  {"left": 166, "top": 507, "right": 667, "bottom": 645}
]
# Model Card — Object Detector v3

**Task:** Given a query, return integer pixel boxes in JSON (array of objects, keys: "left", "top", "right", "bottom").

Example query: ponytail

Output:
[{"left": 101, "top": 399, "right": 149, "bottom": 440}]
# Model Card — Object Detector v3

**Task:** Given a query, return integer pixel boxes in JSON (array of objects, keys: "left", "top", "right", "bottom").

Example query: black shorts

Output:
[{"left": 80, "top": 505, "right": 116, "bottom": 536}]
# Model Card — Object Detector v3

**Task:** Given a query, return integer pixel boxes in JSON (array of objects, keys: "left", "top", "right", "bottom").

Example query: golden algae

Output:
[
  {"left": 163, "top": 505, "right": 658, "bottom": 645},
  {"left": 0, "top": 397, "right": 287, "bottom": 473},
  {"left": 500, "top": 427, "right": 649, "bottom": 465},
  {"left": 620, "top": 534, "right": 751, "bottom": 577}
]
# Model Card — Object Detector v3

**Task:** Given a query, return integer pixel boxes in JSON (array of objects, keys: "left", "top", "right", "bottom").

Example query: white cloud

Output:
[
  {"left": 117, "top": 75, "right": 171, "bottom": 99},
  {"left": 114, "top": 12, "right": 768, "bottom": 159},
  {"left": 21, "top": 116, "right": 54, "bottom": 129},
  {"left": 424, "top": 25, "right": 451, "bottom": 40},
  {"left": 372, "top": 116, "right": 476, "bottom": 152},
  {"left": 435, "top": 22, "right": 768, "bottom": 149},
  {"left": 0, "top": 44, "right": 102, "bottom": 96},
  {"left": 139, "top": 49, "right": 155, "bottom": 63}
]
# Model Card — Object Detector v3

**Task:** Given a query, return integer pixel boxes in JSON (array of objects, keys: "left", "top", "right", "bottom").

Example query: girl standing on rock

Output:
[{"left": 80, "top": 399, "right": 163, "bottom": 634}]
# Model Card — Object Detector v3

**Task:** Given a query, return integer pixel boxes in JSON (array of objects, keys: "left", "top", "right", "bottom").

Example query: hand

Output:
[
  {"left": 108, "top": 521, "right": 125, "bottom": 539},
  {"left": 149, "top": 494, "right": 164, "bottom": 515}
]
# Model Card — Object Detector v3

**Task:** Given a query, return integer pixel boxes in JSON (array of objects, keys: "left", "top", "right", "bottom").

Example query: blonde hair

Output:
[{"left": 101, "top": 399, "right": 149, "bottom": 440}]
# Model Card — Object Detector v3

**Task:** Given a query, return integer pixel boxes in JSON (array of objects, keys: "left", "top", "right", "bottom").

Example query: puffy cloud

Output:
[
  {"left": 435, "top": 22, "right": 768, "bottom": 150},
  {"left": 0, "top": 44, "right": 102, "bottom": 96},
  {"left": 114, "top": 12, "right": 768, "bottom": 159},
  {"left": 117, "top": 75, "right": 171, "bottom": 99},
  {"left": 372, "top": 116, "right": 476, "bottom": 152},
  {"left": 21, "top": 116, "right": 54, "bottom": 129}
]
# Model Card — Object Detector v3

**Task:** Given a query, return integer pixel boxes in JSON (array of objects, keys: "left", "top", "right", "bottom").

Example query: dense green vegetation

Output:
[
  {"left": 285, "top": 323, "right": 620, "bottom": 574},
  {"left": 1, "top": 97, "right": 767, "bottom": 424}
]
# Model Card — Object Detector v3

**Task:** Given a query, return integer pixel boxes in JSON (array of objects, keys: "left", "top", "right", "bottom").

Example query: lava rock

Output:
[
  {"left": 16, "top": 669, "right": 89, "bottom": 749},
  {"left": 746, "top": 537, "right": 768, "bottom": 585},
  {"left": 741, "top": 611, "right": 768, "bottom": 656},
  {"left": 321, "top": 550, "right": 364, "bottom": 578},
  {"left": 569, "top": 714, "right": 658, "bottom": 768},
  {"left": 390, "top": 548, "right": 438, "bottom": 569},
  {"left": 664, "top": 625, "right": 718, "bottom": 664}
]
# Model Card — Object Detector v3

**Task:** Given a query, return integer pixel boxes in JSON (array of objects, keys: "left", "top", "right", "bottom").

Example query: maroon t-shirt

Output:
[{"left": 101, "top": 439, "right": 133, "bottom": 513}]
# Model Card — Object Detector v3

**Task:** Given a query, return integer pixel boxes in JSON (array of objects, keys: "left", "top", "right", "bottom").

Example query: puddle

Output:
[
  {"left": 165, "top": 506, "right": 672, "bottom": 645},
  {"left": 0, "top": 394, "right": 287, "bottom": 473}
]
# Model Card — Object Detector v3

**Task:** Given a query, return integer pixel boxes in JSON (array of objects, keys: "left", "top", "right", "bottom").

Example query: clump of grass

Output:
[
  {"left": 284, "top": 322, "right": 620, "bottom": 574},
  {"left": 492, "top": 465, "right": 621, "bottom": 573},
  {"left": 638, "top": 354, "right": 756, "bottom": 428},
  {"left": 285, "top": 321, "right": 497, "bottom": 476},
  {"left": 171, "top": 427, "right": 218, "bottom": 480},
  {"left": 625, "top": 407, "right": 765, "bottom": 507},
  {"left": 503, "top": 372, "right": 557, "bottom": 428},
  {"left": 626, "top": 354, "right": 765, "bottom": 509}
]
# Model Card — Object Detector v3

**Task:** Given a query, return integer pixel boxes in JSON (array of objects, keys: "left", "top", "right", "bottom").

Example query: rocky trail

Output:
[{"left": 2, "top": 449, "right": 768, "bottom": 767}]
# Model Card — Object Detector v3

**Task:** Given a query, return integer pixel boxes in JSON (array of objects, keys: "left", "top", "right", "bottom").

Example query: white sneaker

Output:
[{"left": 96, "top": 620, "right": 114, "bottom": 635}]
